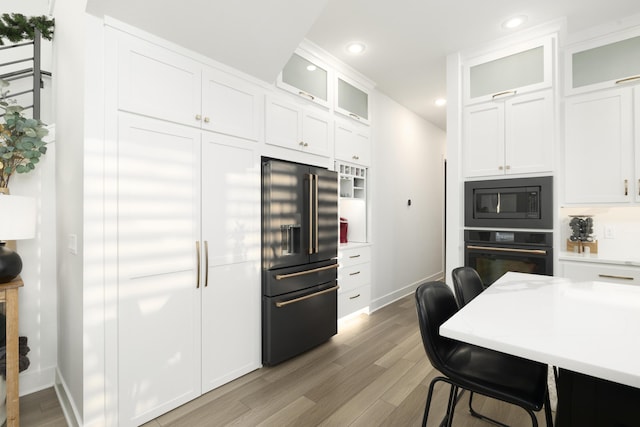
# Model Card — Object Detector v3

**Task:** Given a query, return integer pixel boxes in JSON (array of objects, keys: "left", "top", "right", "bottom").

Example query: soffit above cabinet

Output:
[{"left": 86, "top": 0, "right": 329, "bottom": 84}]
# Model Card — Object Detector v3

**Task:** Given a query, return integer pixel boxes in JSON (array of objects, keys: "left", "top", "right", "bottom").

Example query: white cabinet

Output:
[
  {"left": 265, "top": 95, "right": 331, "bottom": 157},
  {"left": 117, "top": 113, "right": 202, "bottom": 426},
  {"left": 277, "top": 51, "right": 330, "bottom": 108},
  {"left": 115, "top": 105, "right": 260, "bottom": 425},
  {"left": 200, "top": 135, "right": 260, "bottom": 392},
  {"left": 561, "top": 261, "right": 640, "bottom": 285},
  {"left": 116, "top": 30, "right": 262, "bottom": 141},
  {"left": 564, "top": 87, "right": 636, "bottom": 204},
  {"left": 464, "top": 36, "right": 553, "bottom": 105},
  {"left": 566, "top": 30, "right": 640, "bottom": 96},
  {"left": 335, "top": 74, "right": 370, "bottom": 125},
  {"left": 337, "top": 246, "right": 371, "bottom": 318},
  {"left": 463, "top": 89, "right": 553, "bottom": 177},
  {"left": 334, "top": 118, "right": 370, "bottom": 166}
]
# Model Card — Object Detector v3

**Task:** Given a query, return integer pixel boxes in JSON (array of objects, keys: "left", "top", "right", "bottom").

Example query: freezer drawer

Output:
[
  {"left": 263, "top": 260, "right": 337, "bottom": 297},
  {"left": 262, "top": 282, "right": 338, "bottom": 365}
]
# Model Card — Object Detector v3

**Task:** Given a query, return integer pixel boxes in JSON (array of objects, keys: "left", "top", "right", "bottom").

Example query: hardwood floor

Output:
[
  {"left": 22, "top": 293, "right": 555, "bottom": 426},
  {"left": 21, "top": 387, "right": 67, "bottom": 427}
]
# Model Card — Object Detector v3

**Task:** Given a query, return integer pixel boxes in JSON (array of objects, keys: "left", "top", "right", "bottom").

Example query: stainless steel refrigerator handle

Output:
[
  {"left": 308, "top": 173, "right": 313, "bottom": 255},
  {"left": 315, "top": 173, "right": 319, "bottom": 254},
  {"left": 466, "top": 245, "right": 547, "bottom": 255},
  {"left": 275, "top": 263, "right": 339, "bottom": 280},
  {"left": 204, "top": 240, "right": 209, "bottom": 287},
  {"left": 275, "top": 285, "right": 339, "bottom": 308},
  {"left": 195, "top": 241, "right": 201, "bottom": 288}
]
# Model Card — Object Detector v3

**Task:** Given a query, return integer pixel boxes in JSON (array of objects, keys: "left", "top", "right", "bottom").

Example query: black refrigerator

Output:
[{"left": 262, "top": 158, "right": 339, "bottom": 366}]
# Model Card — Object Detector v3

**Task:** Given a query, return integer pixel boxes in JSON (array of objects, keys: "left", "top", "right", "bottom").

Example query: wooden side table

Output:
[{"left": 1, "top": 277, "right": 23, "bottom": 427}]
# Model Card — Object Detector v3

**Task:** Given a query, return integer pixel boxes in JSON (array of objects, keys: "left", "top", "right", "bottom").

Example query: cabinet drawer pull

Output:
[
  {"left": 349, "top": 254, "right": 361, "bottom": 259},
  {"left": 275, "top": 285, "right": 339, "bottom": 307},
  {"left": 349, "top": 113, "right": 361, "bottom": 121},
  {"left": 349, "top": 294, "right": 361, "bottom": 300},
  {"left": 349, "top": 271, "right": 361, "bottom": 276},
  {"left": 625, "top": 179, "right": 629, "bottom": 196},
  {"left": 638, "top": 179, "right": 640, "bottom": 196},
  {"left": 599, "top": 274, "right": 634, "bottom": 281},
  {"left": 298, "top": 90, "right": 315, "bottom": 101},
  {"left": 615, "top": 75, "right": 640, "bottom": 85},
  {"left": 492, "top": 90, "right": 517, "bottom": 99}
]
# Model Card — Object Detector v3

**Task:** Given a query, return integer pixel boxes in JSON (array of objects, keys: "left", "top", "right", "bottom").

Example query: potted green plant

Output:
[{"left": 0, "top": 79, "right": 49, "bottom": 190}]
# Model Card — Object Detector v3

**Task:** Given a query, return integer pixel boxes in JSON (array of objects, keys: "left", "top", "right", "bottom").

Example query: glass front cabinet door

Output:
[{"left": 277, "top": 51, "right": 330, "bottom": 108}]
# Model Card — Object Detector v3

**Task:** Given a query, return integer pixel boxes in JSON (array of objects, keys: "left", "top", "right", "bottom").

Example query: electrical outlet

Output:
[{"left": 604, "top": 226, "right": 615, "bottom": 239}]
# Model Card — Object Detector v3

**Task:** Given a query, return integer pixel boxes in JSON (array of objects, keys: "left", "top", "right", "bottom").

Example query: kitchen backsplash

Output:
[{"left": 560, "top": 206, "right": 640, "bottom": 261}]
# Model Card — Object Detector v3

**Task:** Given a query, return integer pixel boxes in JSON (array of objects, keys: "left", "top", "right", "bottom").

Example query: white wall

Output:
[
  {"left": 369, "top": 92, "right": 446, "bottom": 309},
  {"left": 51, "top": 0, "right": 86, "bottom": 424},
  {"left": 2, "top": 0, "right": 58, "bottom": 396}
]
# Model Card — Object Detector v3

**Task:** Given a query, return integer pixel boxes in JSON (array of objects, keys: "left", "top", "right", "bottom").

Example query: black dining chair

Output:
[
  {"left": 415, "top": 281, "right": 553, "bottom": 427},
  {"left": 451, "top": 266, "right": 485, "bottom": 308}
]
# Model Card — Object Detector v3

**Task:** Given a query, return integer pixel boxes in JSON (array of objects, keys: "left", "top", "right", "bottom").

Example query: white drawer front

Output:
[
  {"left": 338, "top": 285, "right": 370, "bottom": 319},
  {"left": 338, "top": 264, "right": 370, "bottom": 292},
  {"left": 562, "top": 262, "right": 640, "bottom": 285},
  {"left": 338, "top": 246, "right": 371, "bottom": 268}
]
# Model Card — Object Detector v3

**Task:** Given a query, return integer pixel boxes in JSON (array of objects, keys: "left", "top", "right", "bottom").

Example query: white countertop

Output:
[
  {"left": 440, "top": 272, "right": 640, "bottom": 388},
  {"left": 559, "top": 251, "right": 640, "bottom": 267}
]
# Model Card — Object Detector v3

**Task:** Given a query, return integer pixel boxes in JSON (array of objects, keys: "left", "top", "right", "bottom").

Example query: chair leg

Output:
[
  {"left": 444, "top": 384, "right": 458, "bottom": 427},
  {"left": 544, "top": 387, "right": 554, "bottom": 427},
  {"left": 423, "top": 377, "right": 446, "bottom": 427},
  {"left": 468, "top": 391, "right": 511, "bottom": 427}
]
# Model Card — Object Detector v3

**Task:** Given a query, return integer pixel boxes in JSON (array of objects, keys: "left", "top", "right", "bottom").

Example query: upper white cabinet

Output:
[
  {"left": 116, "top": 30, "right": 262, "bottom": 141},
  {"left": 463, "top": 89, "right": 553, "bottom": 177},
  {"left": 265, "top": 95, "right": 331, "bottom": 157},
  {"left": 464, "top": 36, "right": 553, "bottom": 105},
  {"left": 334, "top": 117, "right": 370, "bottom": 166},
  {"left": 566, "top": 29, "right": 640, "bottom": 96},
  {"left": 335, "top": 73, "right": 370, "bottom": 125},
  {"left": 277, "top": 51, "right": 330, "bottom": 108},
  {"left": 564, "top": 86, "right": 638, "bottom": 204}
]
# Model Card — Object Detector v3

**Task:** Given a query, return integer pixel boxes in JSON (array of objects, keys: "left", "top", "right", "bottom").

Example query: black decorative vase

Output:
[{"left": 0, "top": 243, "right": 22, "bottom": 283}]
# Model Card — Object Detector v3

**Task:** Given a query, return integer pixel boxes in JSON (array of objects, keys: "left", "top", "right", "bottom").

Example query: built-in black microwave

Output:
[{"left": 464, "top": 176, "right": 553, "bottom": 229}]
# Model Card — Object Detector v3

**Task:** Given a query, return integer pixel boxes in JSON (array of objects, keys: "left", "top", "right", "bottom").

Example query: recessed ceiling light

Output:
[
  {"left": 346, "top": 42, "right": 366, "bottom": 55},
  {"left": 435, "top": 98, "right": 447, "bottom": 107},
  {"left": 502, "top": 15, "right": 527, "bottom": 30}
]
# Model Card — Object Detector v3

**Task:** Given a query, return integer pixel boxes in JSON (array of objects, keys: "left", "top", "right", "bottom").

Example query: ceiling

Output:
[
  {"left": 85, "top": 0, "right": 640, "bottom": 131},
  {"left": 306, "top": 0, "right": 640, "bottom": 130}
]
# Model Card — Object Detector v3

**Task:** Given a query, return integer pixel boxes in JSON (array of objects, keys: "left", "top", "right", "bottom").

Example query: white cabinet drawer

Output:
[
  {"left": 562, "top": 261, "right": 640, "bottom": 285},
  {"left": 339, "top": 264, "right": 370, "bottom": 292},
  {"left": 338, "top": 285, "right": 370, "bottom": 319},
  {"left": 338, "top": 246, "right": 371, "bottom": 268}
]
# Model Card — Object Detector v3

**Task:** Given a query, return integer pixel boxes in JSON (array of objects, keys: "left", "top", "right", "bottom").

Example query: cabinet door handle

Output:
[
  {"left": 505, "top": 165, "right": 511, "bottom": 170},
  {"left": 599, "top": 274, "right": 634, "bottom": 281},
  {"left": 615, "top": 75, "right": 640, "bottom": 85},
  {"left": 498, "top": 165, "right": 504, "bottom": 170},
  {"left": 204, "top": 240, "right": 209, "bottom": 287},
  {"left": 492, "top": 90, "right": 517, "bottom": 99},
  {"left": 204, "top": 117, "right": 210, "bottom": 123},
  {"left": 349, "top": 113, "right": 361, "bottom": 121},
  {"left": 625, "top": 179, "right": 629, "bottom": 196},
  {"left": 195, "top": 114, "right": 202, "bottom": 121},
  {"left": 298, "top": 91, "right": 315, "bottom": 101},
  {"left": 195, "top": 241, "right": 201, "bottom": 288},
  {"left": 638, "top": 179, "right": 640, "bottom": 196},
  {"left": 352, "top": 155, "right": 359, "bottom": 160}
]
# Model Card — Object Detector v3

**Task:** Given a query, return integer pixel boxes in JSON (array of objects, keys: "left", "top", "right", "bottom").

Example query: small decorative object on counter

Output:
[
  {"left": 567, "top": 215, "right": 598, "bottom": 254},
  {"left": 340, "top": 217, "right": 348, "bottom": 243}
]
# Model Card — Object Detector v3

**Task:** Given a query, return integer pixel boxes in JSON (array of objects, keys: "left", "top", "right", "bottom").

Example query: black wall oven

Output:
[{"left": 465, "top": 230, "right": 553, "bottom": 286}]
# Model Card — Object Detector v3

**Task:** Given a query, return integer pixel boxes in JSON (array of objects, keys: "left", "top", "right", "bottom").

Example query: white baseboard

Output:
[
  {"left": 19, "top": 365, "right": 56, "bottom": 396},
  {"left": 369, "top": 271, "right": 445, "bottom": 313},
  {"left": 54, "top": 368, "right": 82, "bottom": 427}
]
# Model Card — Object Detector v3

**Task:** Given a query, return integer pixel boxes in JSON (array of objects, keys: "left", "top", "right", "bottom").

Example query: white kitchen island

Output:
[{"left": 441, "top": 271, "right": 640, "bottom": 427}]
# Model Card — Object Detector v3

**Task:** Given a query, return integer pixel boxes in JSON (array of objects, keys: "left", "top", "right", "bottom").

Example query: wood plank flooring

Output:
[
  {"left": 21, "top": 293, "right": 555, "bottom": 426},
  {"left": 142, "top": 294, "right": 554, "bottom": 427}
]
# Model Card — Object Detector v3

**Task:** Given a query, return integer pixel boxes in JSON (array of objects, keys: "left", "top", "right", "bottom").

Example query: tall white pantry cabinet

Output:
[{"left": 106, "top": 27, "right": 262, "bottom": 426}]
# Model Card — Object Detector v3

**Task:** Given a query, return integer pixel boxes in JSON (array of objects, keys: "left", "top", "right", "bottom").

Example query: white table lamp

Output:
[{"left": 0, "top": 194, "right": 36, "bottom": 283}]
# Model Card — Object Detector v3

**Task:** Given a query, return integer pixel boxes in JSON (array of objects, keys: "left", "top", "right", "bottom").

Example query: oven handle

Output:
[
  {"left": 275, "top": 263, "right": 339, "bottom": 280},
  {"left": 275, "top": 285, "right": 339, "bottom": 308},
  {"left": 466, "top": 245, "right": 548, "bottom": 255}
]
